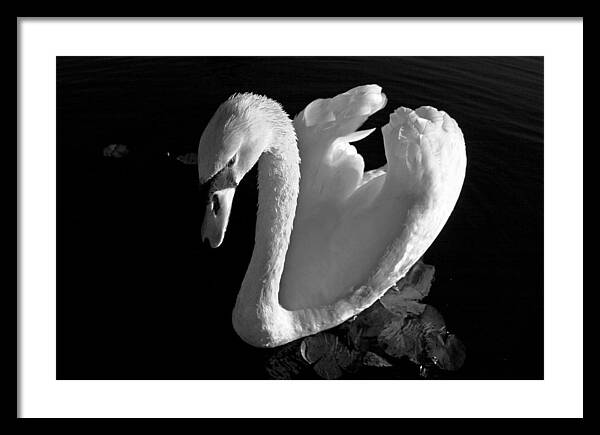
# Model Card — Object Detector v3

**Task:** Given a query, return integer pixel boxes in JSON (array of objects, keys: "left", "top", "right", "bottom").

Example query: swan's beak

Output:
[{"left": 201, "top": 187, "right": 236, "bottom": 248}]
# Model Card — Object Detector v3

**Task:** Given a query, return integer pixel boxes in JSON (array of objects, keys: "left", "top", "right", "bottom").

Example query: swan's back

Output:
[{"left": 278, "top": 85, "right": 466, "bottom": 311}]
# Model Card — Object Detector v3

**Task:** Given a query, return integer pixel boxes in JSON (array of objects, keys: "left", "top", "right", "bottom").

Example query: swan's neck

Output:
[{"left": 233, "top": 138, "right": 300, "bottom": 345}]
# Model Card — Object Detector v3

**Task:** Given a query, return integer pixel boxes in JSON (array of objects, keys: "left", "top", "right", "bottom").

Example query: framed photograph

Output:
[{"left": 18, "top": 18, "right": 583, "bottom": 418}]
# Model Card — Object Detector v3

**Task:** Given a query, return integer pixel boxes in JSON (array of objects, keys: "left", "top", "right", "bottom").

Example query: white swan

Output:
[{"left": 198, "top": 85, "right": 466, "bottom": 348}]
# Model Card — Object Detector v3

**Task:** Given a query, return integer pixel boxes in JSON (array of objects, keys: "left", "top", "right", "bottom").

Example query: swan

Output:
[{"left": 198, "top": 85, "right": 466, "bottom": 348}]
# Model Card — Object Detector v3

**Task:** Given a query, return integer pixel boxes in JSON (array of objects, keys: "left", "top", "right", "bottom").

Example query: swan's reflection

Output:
[{"left": 265, "top": 260, "right": 466, "bottom": 379}]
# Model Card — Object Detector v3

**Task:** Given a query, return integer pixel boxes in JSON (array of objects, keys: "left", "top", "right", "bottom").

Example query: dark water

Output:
[{"left": 56, "top": 57, "right": 543, "bottom": 380}]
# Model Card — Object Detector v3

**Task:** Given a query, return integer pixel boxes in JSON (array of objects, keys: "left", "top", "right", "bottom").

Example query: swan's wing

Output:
[
  {"left": 292, "top": 85, "right": 387, "bottom": 216},
  {"left": 364, "top": 106, "right": 467, "bottom": 288},
  {"left": 287, "top": 103, "right": 467, "bottom": 343},
  {"left": 282, "top": 87, "right": 466, "bottom": 320}
]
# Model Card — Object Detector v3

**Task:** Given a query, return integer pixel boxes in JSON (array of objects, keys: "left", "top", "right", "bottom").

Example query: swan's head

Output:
[{"left": 198, "top": 94, "right": 274, "bottom": 248}]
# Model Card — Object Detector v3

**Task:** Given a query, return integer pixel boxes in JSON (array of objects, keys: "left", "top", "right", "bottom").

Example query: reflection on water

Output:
[{"left": 265, "top": 260, "right": 466, "bottom": 380}]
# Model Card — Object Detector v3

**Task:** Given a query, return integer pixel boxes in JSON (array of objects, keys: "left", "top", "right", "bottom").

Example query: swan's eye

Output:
[{"left": 227, "top": 155, "right": 236, "bottom": 167}]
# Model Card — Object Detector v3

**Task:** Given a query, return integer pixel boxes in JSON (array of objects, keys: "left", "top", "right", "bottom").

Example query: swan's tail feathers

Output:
[
  {"left": 293, "top": 85, "right": 387, "bottom": 206},
  {"left": 380, "top": 106, "right": 466, "bottom": 198}
]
